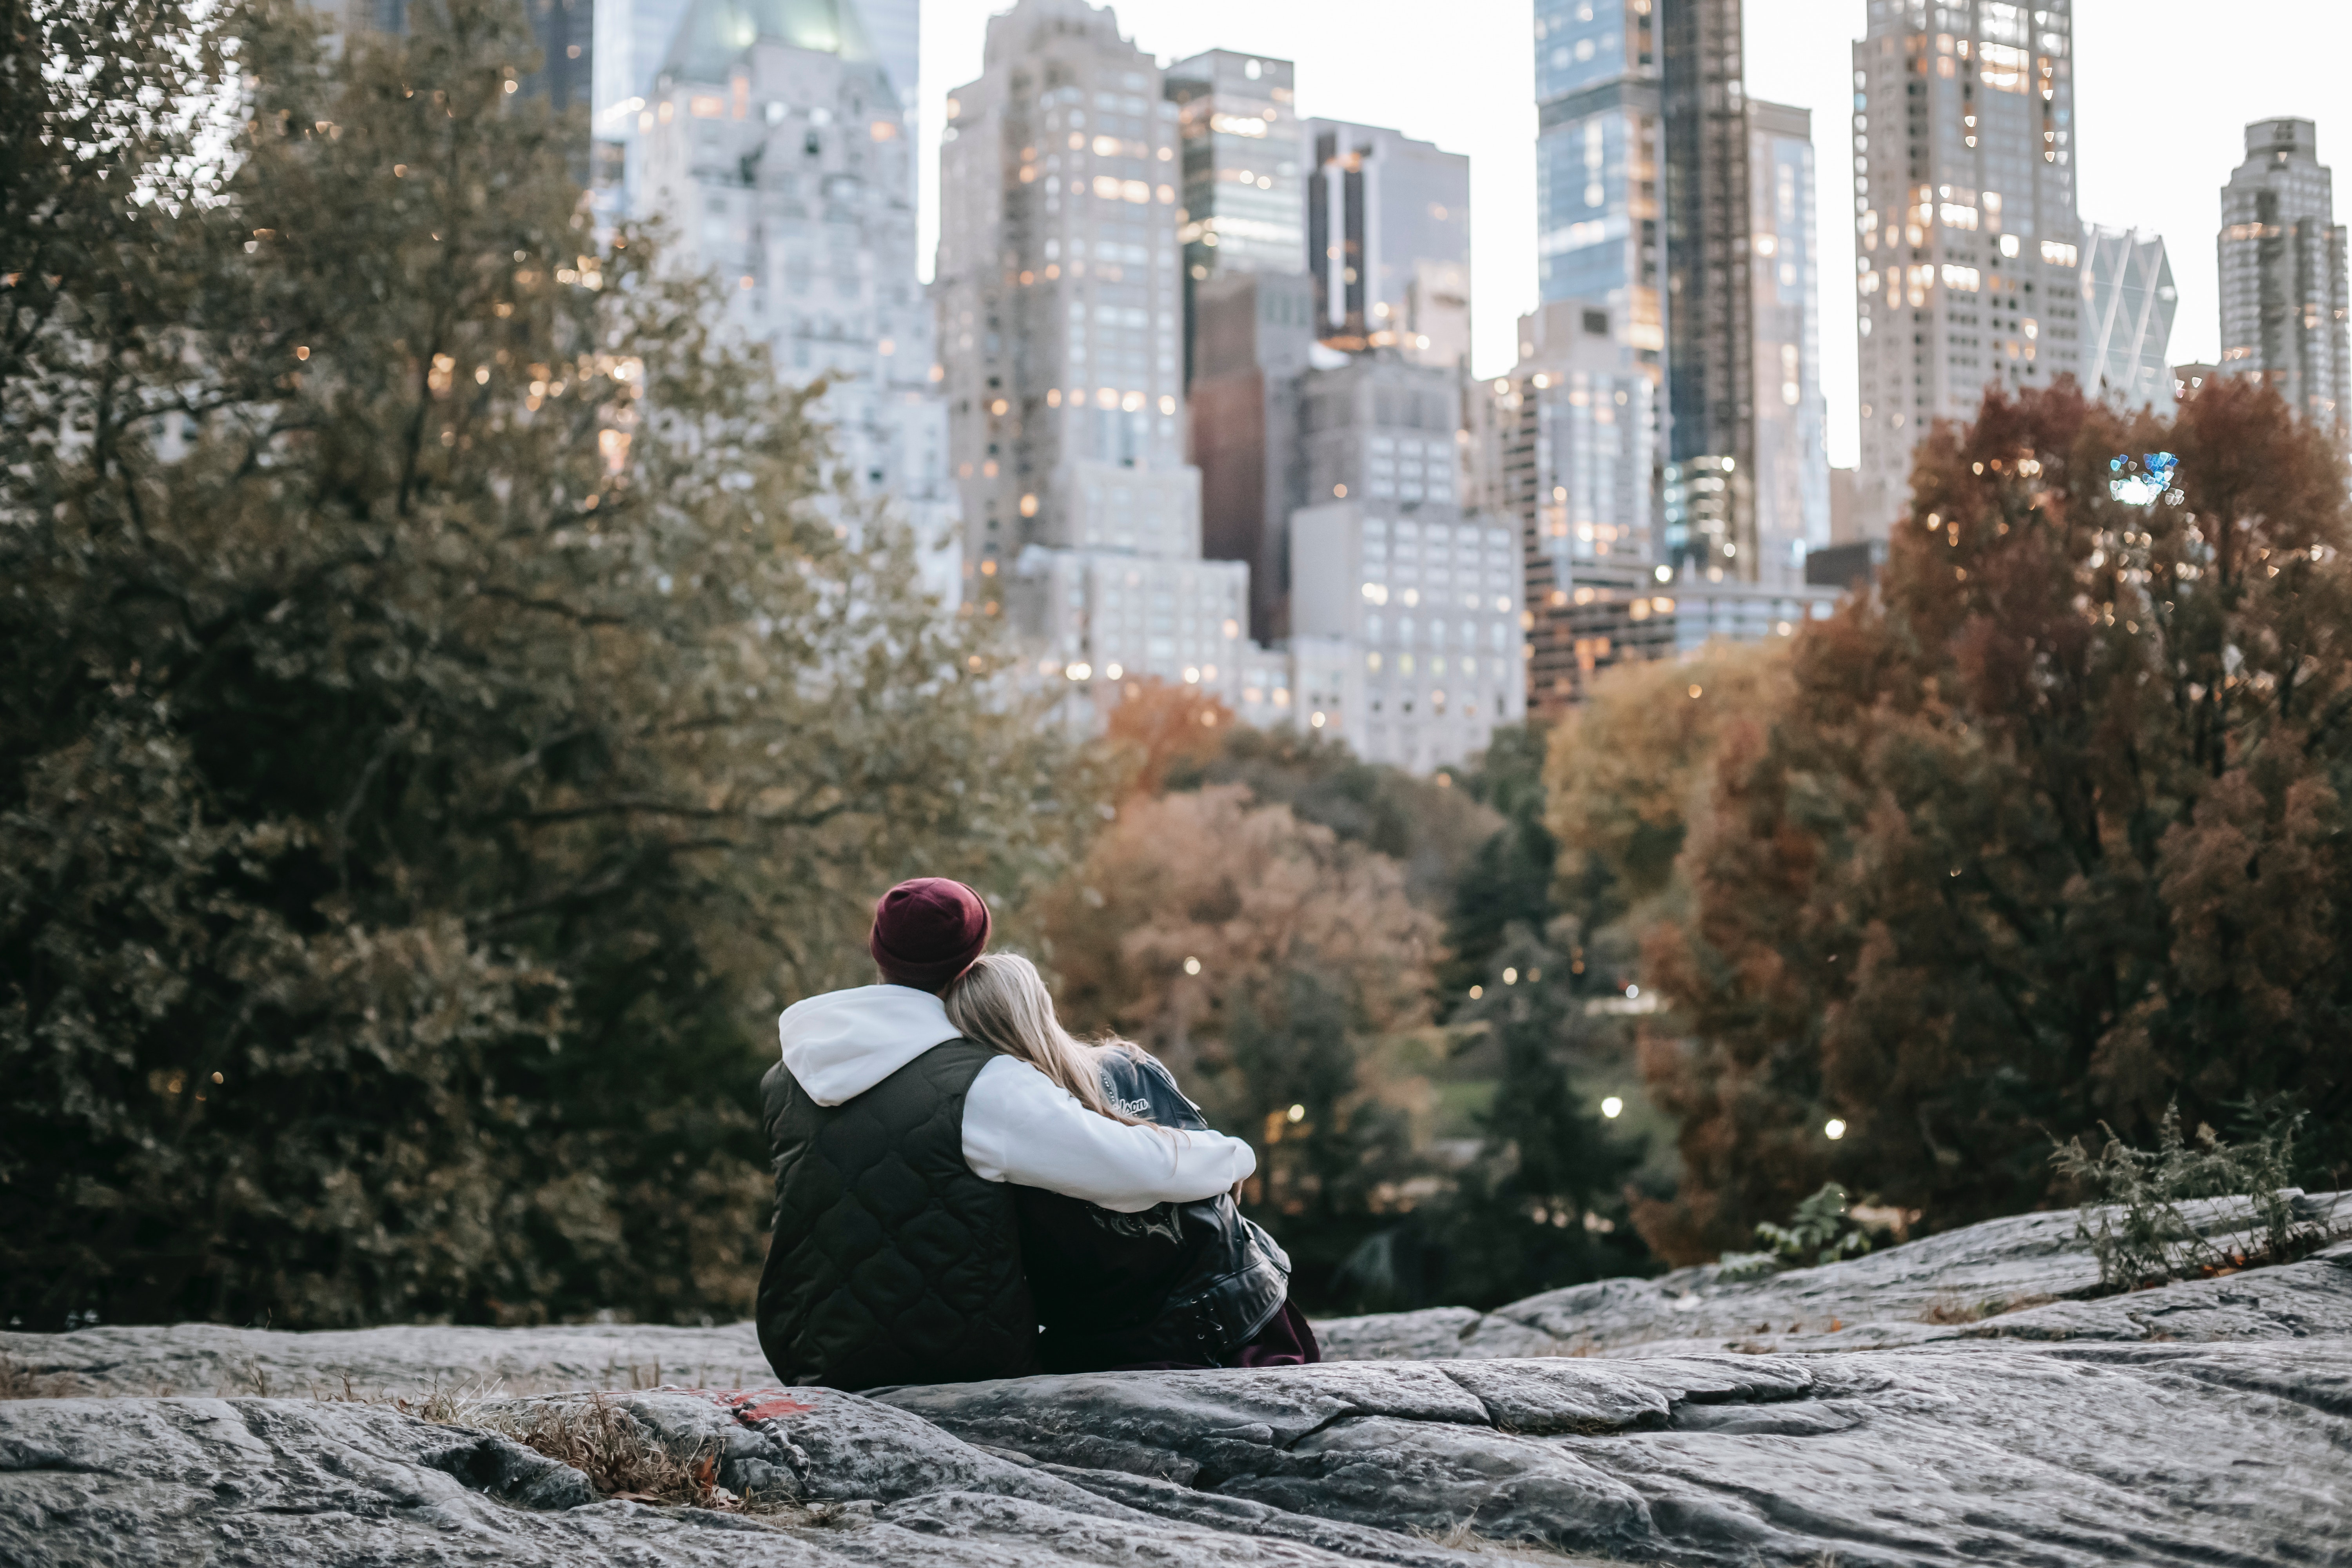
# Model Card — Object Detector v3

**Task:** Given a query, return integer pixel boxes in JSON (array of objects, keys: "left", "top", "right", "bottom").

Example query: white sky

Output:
[{"left": 918, "top": 0, "right": 2352, "bottom": 468}]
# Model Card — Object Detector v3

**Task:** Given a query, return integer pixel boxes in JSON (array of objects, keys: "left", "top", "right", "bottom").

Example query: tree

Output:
[
  {"left": 0, "top": 0, "right": 1098, "bottom": 1329},
  {"left": 1636, "top": 378, "right": 2352, "bottom": 1262},
  {"left": 1037, "top": 784, "right": 1439, "bottom": 1299},
  {"left": 1102, "top": 678, "right": 1233, "bottom": 797},
  {"left": 1166, "top": 724, "right": 1499, "bottom": 906},
  {"left": 1436, "top": 724, "right": 1555, "bottom": 1002},
  {"left": 1364, "top": 923, "right": 1650, "bottom": 1311},
  {"left": 1544, "top": 642, "right": 1789, "bottom": 950}
]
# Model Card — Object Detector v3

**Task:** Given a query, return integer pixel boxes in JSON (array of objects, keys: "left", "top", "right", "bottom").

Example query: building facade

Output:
[
  {"left": 1851, "top": 0, "right": 2085, "bottom": 536},
  {"left": 2080, "top": 224, "right": 2177, "bottom": 409},
  {"left": 1749, "top": 98, "right": 1829, "bottom": 585},
  {"left": 1287, "top": 352, "right": 1524, "bottom": 774},
  {"left": 1187, "top": 271, "right": 1317, "bottom": 641},
  {"left": 1165, "top": 50, "right": 1306, "bottom": 361},
  {"left": 2220, "top": 118, "right": 2349, "bottom": 444},
  {"left": 1532, "top": 0, "right": 1664, "bottom": 377},
  {"left": 1489, "top": 301, "right": 1660, "bottom": 712},
  {"left": 1285, "top": 352, "right": 1525, "bottom": 769},
  {"left": 639, "top": 0, "right": 955, "bottom": 589},
  {"left": 935, "top": 0, "right": 1268, "bottom": 719},
  {"left": 1306, "top": 122, "right": 1472, "bottom": 370},
  {"left": 1660, "top": 0, "right": 1755, "bottom": 580},
  {"left": 1164, "top": 50, "right": 1311, "bottom": 644}
]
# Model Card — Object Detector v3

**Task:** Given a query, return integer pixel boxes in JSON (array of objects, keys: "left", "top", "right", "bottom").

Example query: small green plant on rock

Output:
[
  {"left": 1757, "top": 1183, "right": 1874, "bottom": 1269},
  {"left": 1710, "top": 1183, "right": 1874, "bottom": 1279},
  {"left": 2051, "top": 1100, "right": 2326, "bottom": 1289}
]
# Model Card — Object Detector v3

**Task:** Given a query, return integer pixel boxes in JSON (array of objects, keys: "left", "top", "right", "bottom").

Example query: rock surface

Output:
[
  {"left": 5, "top": 1198, "right": 2350, "bottom": 1566},
  {"left": 1318, "top": 1189, "right": 2350, "bottom": 1363},
  {"left": 0, "top": 1318, "right": 770, "bottom": 1400}
]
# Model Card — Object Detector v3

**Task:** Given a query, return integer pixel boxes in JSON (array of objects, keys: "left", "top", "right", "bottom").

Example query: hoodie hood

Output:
[{"left": 778, "top": 984, "right": 966, "bottom": 1106}]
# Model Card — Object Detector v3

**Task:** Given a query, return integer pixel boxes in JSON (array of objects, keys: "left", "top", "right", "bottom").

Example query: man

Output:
[{"left": 755, "top": 877, "right": 1256, "bottom": 1389}]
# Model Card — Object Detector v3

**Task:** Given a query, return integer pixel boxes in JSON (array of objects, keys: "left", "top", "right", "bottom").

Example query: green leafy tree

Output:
[
  {"left": 1639, "top": 378, "right": 2352, "bottom": 1261},
  {"left": 1164, "top": 724, "right": 1499, "bottom": 906},
  {"left": 1436, "top": 725, "right": 1556, "bottom": 1002},
  {"left": 1414, "top": 926, "right": 1649, "bottom": 1307},
  {"left": 0, "top": 0, "right": 1098, "bottom": 1329}
]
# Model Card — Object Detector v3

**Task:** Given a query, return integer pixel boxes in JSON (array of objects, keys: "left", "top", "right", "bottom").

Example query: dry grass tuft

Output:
[
  {"left": 459, "top": 1393, "right": 802, "bottom": 1515},
  {"left": 1920, "top": 1290, "right": 2058, "bottom": 1326},
  {"left": 0, "top": 1356, "right": 83, "bottom": 1400}
]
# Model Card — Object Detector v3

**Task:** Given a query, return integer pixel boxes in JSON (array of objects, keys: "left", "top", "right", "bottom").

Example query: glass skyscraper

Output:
[
  {"left": 1750, "top": 98, "right": 1829, "bottom": 584},
  {"left": 1306, "top": 122, "right": 1472, "bottom": 370},
  {"left": 1660, "top": 0, "right": 1755, "bottom": 580},
  {"left": 1852, "top": 0, "right": 2085, "bottom": 536},
  {"left": 2220, "top": 119, "right": 2348, "bottom": 445},
  {"left": 1533, "top": 0, "right": 1663, "bottom": 366},
  {"left": 1165, "top": 52, "right": 1306, "bottom": 297},
  {"left": 2080, "top": 225, "right": 2177, "bottom": 410}
]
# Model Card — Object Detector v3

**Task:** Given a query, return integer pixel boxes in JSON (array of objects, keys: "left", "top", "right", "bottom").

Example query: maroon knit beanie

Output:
[{"left": 869, "top": 877, "right": 991, "bottom": 992}]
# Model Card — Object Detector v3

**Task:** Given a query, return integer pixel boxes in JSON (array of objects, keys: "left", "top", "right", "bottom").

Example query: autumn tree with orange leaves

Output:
[{"left": 1633, "top": 377, "right": 2352, "bottom": 1263}]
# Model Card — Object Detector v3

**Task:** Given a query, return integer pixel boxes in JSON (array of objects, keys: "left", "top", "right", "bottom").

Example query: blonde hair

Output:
[{"left": 945, "top": 954, "right": 1152, "bottom": 1127}]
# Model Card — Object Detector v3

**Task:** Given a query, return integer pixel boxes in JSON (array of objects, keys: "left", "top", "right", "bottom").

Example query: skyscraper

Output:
[
  {"left": 1660, "top": 0, "right": 1754, "bottom": 580},
  {"left": 1286, "top": 354, "right": 1525, "bottom": 771},
  {"left": 2220, "top": 119, "right": 2348, "bottom": 443},
  {"left": 1306, "top": 122, "right": 1472, "bottom": 370},
  {"left": 1852, "top": 0, "right": 2085, "bottom": 536},
  {"left": 1187, "top": 271, "right": 1315, "bottom": 639},
  {"left": 1494, "top": 300, "right": 1662, "bottom": 711},
  {"left": 935, "top": 0, "right": 1251, "bottom": 713},
  {"left": 1749, "top": 97, "right": 1829, "bottom": 584},
  {"left": 1532, "top": 0, "right": 1664, "bottom": 371},
  {"left": 2080, "top": 225, "right": 2177, "bottom": 409},
  {"left": 1165, "top": 51, "right": 1309, "bottom": 641},
  {"left": 1165, "top": 52, "right": 1306, "bottom": 317},
  {"left": 639, "top": 0, "right": 954, "bottom": 583}
]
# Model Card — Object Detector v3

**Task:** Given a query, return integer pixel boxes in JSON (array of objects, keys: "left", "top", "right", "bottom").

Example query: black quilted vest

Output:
[{"left": 755, "top": 1038, "right": 1040, "bottom": 1390}]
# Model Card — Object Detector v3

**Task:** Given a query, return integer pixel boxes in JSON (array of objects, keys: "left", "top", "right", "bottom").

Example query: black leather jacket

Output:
[{"left": 1013, "top": 1051, "right": 1290, "bottom": 1372}]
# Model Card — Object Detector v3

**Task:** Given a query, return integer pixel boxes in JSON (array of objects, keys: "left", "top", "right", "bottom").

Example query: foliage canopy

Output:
[
  {"left": 0, "top": 0, "right": 1095, "bottom": 1329},
  {"left": 1633, "top": 379, "right": 2352, "bottom": 1261}
]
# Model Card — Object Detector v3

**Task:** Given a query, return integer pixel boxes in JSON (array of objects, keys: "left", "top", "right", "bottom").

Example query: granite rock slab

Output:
[
  {"left": 1318, "top": 1191, "right": 2350, "bottom": 1363},
  {"left": 882, "top": 1343, "right": 2352, "bottom": 1565},
  {"left": 0, "top": 1318, "right": 771, "bottom": 1400},
  {"left": 0, "top": 1390, "right": 1521, "bottom": 1568}
]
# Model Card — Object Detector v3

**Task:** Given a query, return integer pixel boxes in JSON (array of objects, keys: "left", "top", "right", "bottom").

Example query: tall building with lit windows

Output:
[
  {"left": 1750, "top": 98, "right": 1829, "bottom": 585},
  {"left": 1532, "top": 0, "right": 1664, "bottom": 371},
  {"left": 934, "top": 0, "right": 1253, "bottom": 717},
  {"left": 1286, "top": 354, "right": 1525, "bottom": 771},
  {"left": 1493, "top": 300, "right": 1660, "bottom": 710},
  {"left": 1165, "top": 51, "right": 1309, "bottom": 642},
  {"left": 1659, "top": 0, "right": 1755, "bottom": 581},
  {"left": 2219, "top": 119, "right": 2348, "bottom": 446},
  {"left": 1306, "top": 122, "right": 1472, "bottom": 370},
  {"left": 1851, "top": 0, "right": 2085, "bottom": 536},
  {"left": 1165, "top": 53, "right": 1305, "bottom": 352}
]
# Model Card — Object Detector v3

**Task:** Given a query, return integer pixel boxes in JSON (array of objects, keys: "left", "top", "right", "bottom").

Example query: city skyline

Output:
[{"left": 918, "top": 0, "right": 2351, "bottom": 468}]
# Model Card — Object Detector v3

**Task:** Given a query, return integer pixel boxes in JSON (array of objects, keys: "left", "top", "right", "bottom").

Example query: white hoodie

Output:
[{"left": 776, "top": 985, "right": 1257, "bottom": 1213}]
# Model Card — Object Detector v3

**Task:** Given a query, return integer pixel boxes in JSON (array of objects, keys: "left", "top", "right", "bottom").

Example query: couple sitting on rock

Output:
[{"left": 755, "top": 876, "right": 1318, "bottom": 1390}]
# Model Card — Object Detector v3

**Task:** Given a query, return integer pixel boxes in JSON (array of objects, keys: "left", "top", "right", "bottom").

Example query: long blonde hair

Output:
[{"left": 945, "top": 954, "right": 1153, "bottom": 1127}]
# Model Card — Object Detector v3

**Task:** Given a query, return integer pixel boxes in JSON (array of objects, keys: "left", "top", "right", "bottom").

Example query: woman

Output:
[{"left": 944, "top": 954, "right": 1319, "bottom": 1372}]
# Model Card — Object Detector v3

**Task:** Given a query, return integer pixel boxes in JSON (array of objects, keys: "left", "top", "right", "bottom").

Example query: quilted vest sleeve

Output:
[{"left": 755, "top": 1040, "right": 1039, "bottom": 1390}]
